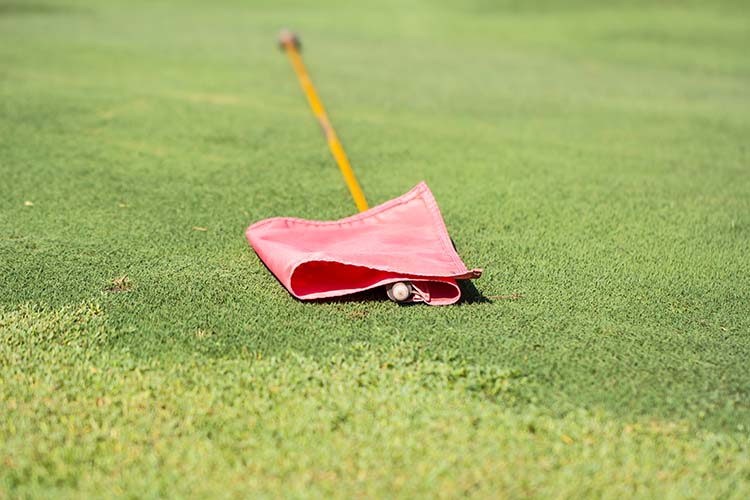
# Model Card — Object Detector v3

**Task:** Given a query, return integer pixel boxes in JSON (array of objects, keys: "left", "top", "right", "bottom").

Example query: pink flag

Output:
[{"left": 246, "top": 182, "right": 482, "bottom": 305}]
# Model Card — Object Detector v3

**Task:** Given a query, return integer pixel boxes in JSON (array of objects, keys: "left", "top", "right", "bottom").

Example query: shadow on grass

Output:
[{"left": 457, "top": 279, "right": 492, "bottom": 304}]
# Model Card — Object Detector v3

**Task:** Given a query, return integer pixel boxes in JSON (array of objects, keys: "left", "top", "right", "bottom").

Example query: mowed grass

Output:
[{"left": 1, "top": 0, "right": 749, "bottom": 497}]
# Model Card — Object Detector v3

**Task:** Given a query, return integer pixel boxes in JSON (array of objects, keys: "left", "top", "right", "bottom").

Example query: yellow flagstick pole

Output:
[{"left": 278, "top": 30, "right": 369, "bottom": 213}]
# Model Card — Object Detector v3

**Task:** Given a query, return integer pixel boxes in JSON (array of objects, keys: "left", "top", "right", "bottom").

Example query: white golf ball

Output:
[{"left": 391, "top": 282, "right": 411, "bottom": 302}]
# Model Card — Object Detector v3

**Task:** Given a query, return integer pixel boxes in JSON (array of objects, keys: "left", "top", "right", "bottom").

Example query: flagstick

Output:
[{"left": 278, "top": 30, "right": 369, "bottom": 213}]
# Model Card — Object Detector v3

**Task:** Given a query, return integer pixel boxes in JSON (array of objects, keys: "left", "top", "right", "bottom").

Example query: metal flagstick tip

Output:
[
  {"left": 387, "top": 281, "right": 413, "bottom": 303},
  {"left": 278, "top": 29, "right": 301, "bottom": 50}
]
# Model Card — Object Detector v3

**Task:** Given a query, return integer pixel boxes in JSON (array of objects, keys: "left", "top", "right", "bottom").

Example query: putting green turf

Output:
[{"left": 2, "top": 0, "right": 749, "bottom": 496}]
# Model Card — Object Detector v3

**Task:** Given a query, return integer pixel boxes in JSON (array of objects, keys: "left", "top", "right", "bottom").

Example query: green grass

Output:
[{"left": 1, "top": 0, "right": 749, "bottom": 497}]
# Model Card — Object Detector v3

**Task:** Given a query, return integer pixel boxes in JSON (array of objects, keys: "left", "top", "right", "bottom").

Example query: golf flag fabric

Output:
[{"left": 246, "top": 182, "right": 482, "bottom": 305}]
